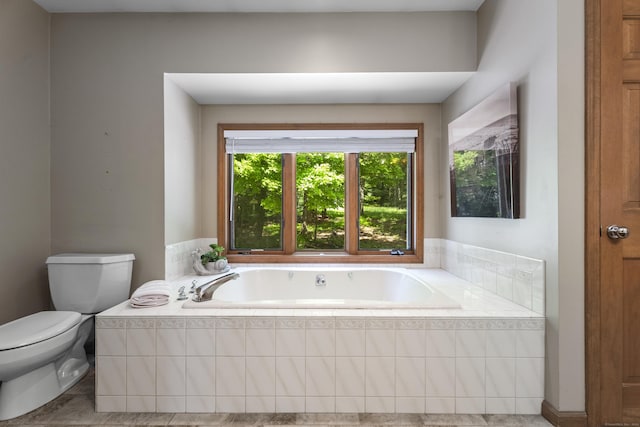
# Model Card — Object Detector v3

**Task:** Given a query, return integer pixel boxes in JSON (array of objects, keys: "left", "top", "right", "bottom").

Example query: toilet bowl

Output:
[
  {"left": 0, "top": 253, "right": 134, "bottom": 421},
  {"left": 0, "top": 311, "right": 88, "bottom": 420}
]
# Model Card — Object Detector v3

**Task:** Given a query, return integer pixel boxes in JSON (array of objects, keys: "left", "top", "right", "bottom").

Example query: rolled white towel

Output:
[{"left": 130, "top": 280, "right": 171, "bottom": 308}]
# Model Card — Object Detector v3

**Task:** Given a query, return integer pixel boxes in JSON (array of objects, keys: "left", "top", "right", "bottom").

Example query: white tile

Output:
[
  {"left": 486, "top": 397, "right": 516, "bottom": 414},
  {"left": 306, "top": 396, "right": 335, "bottom": 412},
  {"left": 516, "top": 397, "right": 543, "bottom": 414},
  {"left": 426, "top": 357, "right": 455, "bottom": 397},
  {"left": 306, "top": 328, "right": 335, "bottom": 356},
  {"left": 246, "top": 356, "right": 276, "bottom": 396},
  {"left": 425, "top": 397, "right": 455, "bottom": 413},
  {"left": 127, "top": 328, "right": 155, "bottom": 356},
  {"left": 96, "top": 356, "right": 126, "bottom": 396},
  {"left": 365, "top": 396, "right": 395, "bottom": 413},
  {"left": 246, "top": 328, "right": 276, "bottom": 356},
  {"left": 426, "top": 330, "right": 455, "bottom": 357},
  {"left": 532, "top": 297, "right": 545, "bottom": 315},
  {"left": 365, "top": 357, "right": 395, "bottom": 397},
  {"left": 96, "top": 395, "right": 126, "bottom": 412},
  {"left": 157, "top": 396, "right": 185, "bottom": 412},
  {"left": 336, "top": 357, "right": 365, "bottom": 397},
  {"left": 276, "top": 357, "right": 305, "bottom": 396},
  {"left": 516, "top": 330, "right": 545, "bottom": 358},
  {"left": 456, "top": 330, "right": 486, "bottom": 358},
  {"left": 516, "top": 358, "right": 544, "bottom": 398},
  {"left": 306, "top": 356, "right": 335, "bottom": 396},
  {"left": 186, "top": 396, "right": 215, "bottom": 413},
  {"left": 396, "top": 329, "right": 425, "bottom": 357},
  {"left": 186, "top": 328, "right": 215, "bottom": 356},
  {"left": 246, "top": 396, "right": 276, "bottom": 412},
  {"left": 456, "top": 397, "right": 485, "bottom": 414},
  {"left": 216, "top": 396, "right": 245, "bottom": 412},
  {"left": 216, "top": 356, "right": 245, "bottom": 396},
  {"left": 482, "top": 264, "right": 498, "bottom": 294},
  {"left": 496, "top": 274, "right": 514, "bottom": 301},
  {"left": 486, "top": 330, "right": 516, "bottom": 358},
  {"left": 336, "top": 397, "right": 365, "bottom": 413},
  {"left": 486, "top": 358, "right": 515, "bottom": 398},
  {"left": 395, "top": 357, "right": 425, "bottom": 397},
  {"left": 276, "top": 328, "right": 305, "bottom": 356},
  {"left": 455, "top": 358, "right": 485, "bottom": 397},
  {"left": 186, "top": 356, "right": 215, "bottom": 396},
  {"left": 336, "top": 328, "right": 365, "bottom": 356},
  {"left": 157, "top": 356, "right": 186, "bottom": 396},
  {"left": 513, "top": 271, "right": 533, "bottom": 309},
  {"left": 127, "top": 356, "right": 156, "bottom": 396},
  {"left": 516, "top": 255, "right": 544, "bottom": 273},
  {"left": 216, "top": 328, "right": 245, "bottom": 356},
  {"left": 396, "top": 397, "right": 425, "bottom": 413},
  {"left": 127, "top": 396, "right": 155, "bottom": 412},
  {"left": 157, "top": 328, "right": 186, "bottom": 356},
  {"left": 96, "top": 329, "right": 126, "bottom": 356},
  {"left": 366, "top": 329, "right": 395, "bottom": 357},
  {"left": 276, "top": 396, "right": 305, "bottom": 412}
]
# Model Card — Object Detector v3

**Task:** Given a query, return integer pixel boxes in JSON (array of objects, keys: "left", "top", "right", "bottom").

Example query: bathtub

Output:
[
  {"left": 95, "top": 267, "right": 546, "bottom": 415},
  {"left": 182, "top": 267, "right": 461, "bottom": 309}
]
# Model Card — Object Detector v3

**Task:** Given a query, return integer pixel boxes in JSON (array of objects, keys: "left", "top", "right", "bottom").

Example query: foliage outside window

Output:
[{"left": 217, "top": 124, "right": 424, "bottom": 264}]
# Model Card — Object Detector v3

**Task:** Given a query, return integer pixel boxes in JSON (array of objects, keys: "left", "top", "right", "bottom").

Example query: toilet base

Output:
[
  {"left": 0, "top": 360, "right": 89, "bottom": 420},
  {"left": 0, "top": 315, "right": 93, "bottom": 421}
]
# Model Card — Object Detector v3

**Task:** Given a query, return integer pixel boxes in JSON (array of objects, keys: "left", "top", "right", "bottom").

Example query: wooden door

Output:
[{"left": 588, "top": 0, "right": 640, "bottom": 424}]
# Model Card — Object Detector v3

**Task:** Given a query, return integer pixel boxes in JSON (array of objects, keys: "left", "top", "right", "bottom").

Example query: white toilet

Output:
[{"left": 0, "top": 253, "right": 134, "bottom": 421}]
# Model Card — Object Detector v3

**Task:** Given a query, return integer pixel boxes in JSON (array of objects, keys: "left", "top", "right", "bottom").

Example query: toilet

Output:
[{"left": 0, "top": 253, "right": 134, "bottom": 420}]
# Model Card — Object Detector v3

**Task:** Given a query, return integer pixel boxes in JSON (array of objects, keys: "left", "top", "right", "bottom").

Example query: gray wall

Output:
[
  {"left": 6, "top": 2, "right": 586, "bottom": 413},
  {"left": 441, "top": 0, "right": 584, "bottom": 412},
  {"left": 49, "top": 12, "right": 477, "bottom": 288},
  {"left": 0, "top": 0, "right": 51, "bottom": 324},
  {"left": 164, "top": 78, "right": 201, "bottom": 245}
]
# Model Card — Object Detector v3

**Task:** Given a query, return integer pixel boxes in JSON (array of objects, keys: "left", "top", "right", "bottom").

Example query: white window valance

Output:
[{"left": 224, "top": 129, "right": 417, "bottom": 153}]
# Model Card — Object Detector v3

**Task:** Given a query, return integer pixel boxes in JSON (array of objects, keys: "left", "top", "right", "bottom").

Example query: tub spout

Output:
[{"left": 193, "top": 272, "right": 239, "bottom": 302}]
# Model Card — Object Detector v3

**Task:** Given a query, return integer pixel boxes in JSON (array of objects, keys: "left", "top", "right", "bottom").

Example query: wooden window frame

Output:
[{"left": 217, "top": 123, "right": 424, "bottom": 264}]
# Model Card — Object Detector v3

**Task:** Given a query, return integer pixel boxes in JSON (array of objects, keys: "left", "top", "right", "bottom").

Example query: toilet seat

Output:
[{"left": 0, "top": 312, "right": 81, "bottom": 351}]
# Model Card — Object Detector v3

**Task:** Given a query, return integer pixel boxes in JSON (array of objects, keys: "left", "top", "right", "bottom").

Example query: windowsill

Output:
[{"left": 226, "top": 253, "right": 423, "bottom": 264}]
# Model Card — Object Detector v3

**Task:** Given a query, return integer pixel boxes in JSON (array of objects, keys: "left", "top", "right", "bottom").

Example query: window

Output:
[{"left": 217, "top": 124, "right": 424, "bottom": 263}]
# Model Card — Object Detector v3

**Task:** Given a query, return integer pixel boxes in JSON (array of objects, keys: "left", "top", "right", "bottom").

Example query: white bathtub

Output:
[{"left": 182, "top": 267, "right": 461, "bottom": 309}]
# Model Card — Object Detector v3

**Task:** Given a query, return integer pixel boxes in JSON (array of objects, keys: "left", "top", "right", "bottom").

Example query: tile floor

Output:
[{"left": 0, "top": 370, "right": 553, "bottom": 427}]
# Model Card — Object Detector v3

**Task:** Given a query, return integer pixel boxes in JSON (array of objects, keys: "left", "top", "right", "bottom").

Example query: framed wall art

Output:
[{"left": 448, "top": 82, "right": 520, "bottom": 218}]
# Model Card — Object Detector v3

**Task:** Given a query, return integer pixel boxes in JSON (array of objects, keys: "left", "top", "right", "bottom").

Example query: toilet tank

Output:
[{"left": 46, "top": 253, "right": 135, "bottom": 314}]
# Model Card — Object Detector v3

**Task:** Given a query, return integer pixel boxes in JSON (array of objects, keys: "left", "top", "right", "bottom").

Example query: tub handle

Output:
[{"left": 315, "top": 274, "right": 327, "bottom": 286}]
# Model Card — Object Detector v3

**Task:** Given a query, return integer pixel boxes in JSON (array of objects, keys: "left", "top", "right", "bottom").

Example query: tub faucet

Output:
[{"left": 193, "top": 272, "right": 239, "bottom": 302}]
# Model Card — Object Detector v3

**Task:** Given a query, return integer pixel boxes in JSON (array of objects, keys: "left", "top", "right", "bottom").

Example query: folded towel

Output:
[{"left": 130, "top": 280, "right": 171, "bottom": 308}]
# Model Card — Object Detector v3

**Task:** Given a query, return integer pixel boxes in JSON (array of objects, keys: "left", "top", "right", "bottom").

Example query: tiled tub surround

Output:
[
  {"left": 424, "top": 239, "right": 545, "bottom": 315},
  {"left": 95, "top": 270, "right": 544, "bottom": 416},
  {"left": 168, "top": 239, "right": 545, "bottom": 314},
  {"left": 165, "top": 238, "right": 217, "bottom": 280}
]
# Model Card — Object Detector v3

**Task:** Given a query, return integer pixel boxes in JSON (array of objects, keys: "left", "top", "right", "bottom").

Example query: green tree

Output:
[
  {"left": 453, "top": 150, "right": 499, "bottom": 217},
  {"left": 359, "top": 152, "right": 408, "bottom": 209},
  {"left": 232, "top": 153, "right": 282, "bottom": 248},
  {"left": 296, "top": 153, "right": 345, "bottom": 248}
]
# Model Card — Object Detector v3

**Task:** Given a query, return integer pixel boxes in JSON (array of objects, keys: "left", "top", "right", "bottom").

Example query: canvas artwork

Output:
[{"left": 448, "top": 82, "right": 520, "bottom": 218}]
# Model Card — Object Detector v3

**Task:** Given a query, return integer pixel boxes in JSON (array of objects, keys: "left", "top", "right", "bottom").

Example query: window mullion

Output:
[
  {"left": 283, "top": 153, "right": 296, "bottom": 254},
  {"left": 345, "top": 154, "right": 359, "bottom": 255}
]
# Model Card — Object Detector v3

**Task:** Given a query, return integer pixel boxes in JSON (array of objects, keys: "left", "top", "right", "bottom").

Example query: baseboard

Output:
[{"left": 542, "top": 400, "right": 588, "bottom": 427}]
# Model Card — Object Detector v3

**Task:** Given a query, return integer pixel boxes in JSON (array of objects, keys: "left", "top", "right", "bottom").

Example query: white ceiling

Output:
[
  {"left": 34, "top": 0, "right": 484, "bottom": 13},
  {"left": 167, "top": 72, "right": 475, "bottom": 104}
]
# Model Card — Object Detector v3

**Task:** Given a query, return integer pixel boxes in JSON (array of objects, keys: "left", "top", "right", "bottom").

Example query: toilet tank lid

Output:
[
  {"left": 0, "top": 311, "right": 81, "bottom": 351},
  {"left": 46, "top": 253, "right": 135, "bottom": 264}
]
